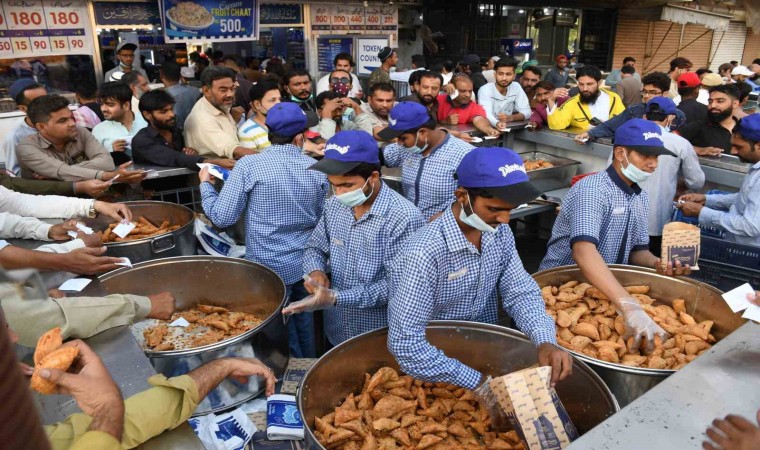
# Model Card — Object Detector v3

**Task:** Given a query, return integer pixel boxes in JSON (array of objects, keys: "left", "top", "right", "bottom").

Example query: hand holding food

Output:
[
  {"left": 30, "top": 328, "right": 79, "bottom": 394},
  {"left": 618, "top": 297, "right": 669, "bottom": 353}
]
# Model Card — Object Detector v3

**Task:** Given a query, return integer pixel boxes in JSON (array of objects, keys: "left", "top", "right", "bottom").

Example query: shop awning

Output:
[{"left": 660, "top": 4, "right": 732, "bottom": 32}]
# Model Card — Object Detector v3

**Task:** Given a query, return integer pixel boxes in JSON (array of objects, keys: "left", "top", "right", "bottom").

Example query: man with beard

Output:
[
  {"left": 92, "top": 82, "right": 148, "bottom": 165},
  {"left": 519, "top": 65, "right": 542, "bottom": 107},
  {"left": 401, "top": 71, "right": 442, "bottom": 120},
  {"left": 576, "top": 72, "right": 687, "bottom": 143},
  {"left": 133, "top": 90, "right": 234, "bottom": 170},
  {"left": 436, "top": 74, "right": 499, "bottom": 137},
  {"left": 184, "top": 67, "right": 255, "bottom": 159},
  {"left": 103, "top": 42, "right": 146, "bottom": 82},
  {"left": 477, "top": 58, "right": 532, "bottom": 129},
  {"left": 675, "top": 84, "right": 739, "bottom": 156},
  {"left": 677, "top": 114, "right": 760, "bottom": 246},
  {"left": 121, "top": 71, "right": 150, "bottom": 114},
  {"left": 358, "top": 83, "right": 396, "bottom": 142},
  {"left": 284, "top": 69, "right": 317, "bottom": 113},
  {"left": 548, "top": 65, "right": 624, "bottom": 131}
]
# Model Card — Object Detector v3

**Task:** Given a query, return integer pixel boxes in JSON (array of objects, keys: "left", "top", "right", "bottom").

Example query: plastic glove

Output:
[
  {"left": 472, "top": 375, "right": 510, "bottom": 431},
  {"left": 281, "top": 277, "right": 337, "bottom": 315},
  {"left": 618, "top": 297, "right": 668, "bottom": 353}
]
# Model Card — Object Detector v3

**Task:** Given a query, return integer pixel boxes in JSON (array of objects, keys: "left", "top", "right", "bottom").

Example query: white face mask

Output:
[
  {"left": 621, "top": 151, "right": 652, "bottom": 184},
  {"left": 334, "top": 177, "right": 373, "bottom": 207},
  {"left": 406, "top": 130, "right": 429, "bottom": 154},
  {"left": 458, "top": 193, "right": 497, "bottom": 233}
]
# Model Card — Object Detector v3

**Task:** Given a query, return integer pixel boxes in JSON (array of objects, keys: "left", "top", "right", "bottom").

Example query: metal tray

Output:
[{"left": 520, "top": 151, "right": 581, "bottom": 193}]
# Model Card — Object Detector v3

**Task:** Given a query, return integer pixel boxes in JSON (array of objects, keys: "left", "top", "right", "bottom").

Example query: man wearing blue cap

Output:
[
  {"left": 378, "top": 102, "right": 473, "bottom": 220},
  {"left": 281, "top": 131, "right": 425, "bottom": 345},
  {"left": 3, "top": 79, "right": 47, "bottom": 175},
  {"left": 387, "top": 147, "right": 571, "bottom": 403},
  {"left": 200, "top": 102, "right": 327, "bottom": 358},
  {"left": 639, "top": 97, "right": 704, "bottom": 255},
  {"left": 541, "top": 119, "right": 688, "bottom": 353},
  {"left": 677, "top": 114, "right": 760, "bottom": 245}
]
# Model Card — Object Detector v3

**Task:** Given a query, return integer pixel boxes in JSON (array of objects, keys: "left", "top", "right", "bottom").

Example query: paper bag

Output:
[
  {"left": 661, "top": 222, "right": 700, "bottom": 270},
  {"left": 489, "top": 366, "right": 579, "bottom": 450}
]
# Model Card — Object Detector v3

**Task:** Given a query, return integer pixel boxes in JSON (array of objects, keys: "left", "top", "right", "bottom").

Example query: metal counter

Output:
[
  {"left": 568, "top": 322, "right": 760, "bottom": 449},
  {"left": 515, "top": 127, "right": 750, "bottom": 190},
  {"left": 132, "top": 163, "right": 197, "bottom": 180}
]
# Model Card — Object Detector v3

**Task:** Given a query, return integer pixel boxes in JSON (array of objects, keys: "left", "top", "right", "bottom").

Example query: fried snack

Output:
[
  {"left": 34, "top": 327, "right": 63, "bottom": 366},
  {"left": 543, "top": 281, "right": 715, "bottom": 370},
  {"left": 30, "top": 346, "right": 79, "bottom": 394},
  {"left": 313, "top": 368, "right": 527, "bottom": 450},
  {"left": 141, "top": 305, "right": 263, "bottom": 351},
  {"left": 523, "top": 159, "right": 555, "bottom": 171},
  {"left": 102, "top": 216, "right": 181, "bottom": 243}
]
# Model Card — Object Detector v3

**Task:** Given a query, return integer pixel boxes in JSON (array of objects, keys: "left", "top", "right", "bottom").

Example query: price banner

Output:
[
  {"left": 161, "top": 0, "right": 259, "bottom": 43},
  {"left": 310, "top": 5, "right": 397, "bottom": 36},
  {"left": 0, "top": 0, "right": 93, "bottom": 58}
]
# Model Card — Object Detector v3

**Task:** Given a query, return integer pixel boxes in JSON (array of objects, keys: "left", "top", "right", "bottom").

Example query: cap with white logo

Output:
[
  {"left": 377, "top": 102, "right": 435, "bottom": 141},
  {"left": 265, "top": 103, "right": 320, "bottom": 137},
  {"left": 613, "top": 118, "right": 675, "bottom": 157},
  {"left": 309, "top": 130, "right": 381, "bottom": 175},
  {"left": 455, "top": 147, "right": 541, "bottom": 206}
]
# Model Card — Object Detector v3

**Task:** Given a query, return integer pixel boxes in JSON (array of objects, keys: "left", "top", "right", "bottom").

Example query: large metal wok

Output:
[
  {"left": 298, "top": 322, "right": 619, "bottom": 449},
  {"left": 532, "top": 264, "right": 746, "bottom": 407},
  {"left": 96, "top": 256, "right": 289, "bottom": 415}
]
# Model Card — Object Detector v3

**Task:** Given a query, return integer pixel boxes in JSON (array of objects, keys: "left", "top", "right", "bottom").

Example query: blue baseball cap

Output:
[
  {"left": 645, "top": 97, "right": 678, "bottom": 115},
  {"left": 9, "top": 78, "right": 39, "bottom": 103},
  {"left": 377, "top": 102, "right": 435, "bottom": 141},
  {"left": 736, "top": 114, "right": 760, "bottom": 142},
  {"left": 456, "top": 147, "right": 541, "bottom": 205},
  {"left": 265, "top": 103, "right": 319, "bottom": 136},
  {"left": 613, "top": 118, "right": 676, "bottom": 157},
  {"left": 309, "top": 131, "right": 380, "bottom": 175}
]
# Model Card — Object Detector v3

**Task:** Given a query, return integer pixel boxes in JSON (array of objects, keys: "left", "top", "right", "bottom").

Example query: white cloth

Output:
[
  {"left": 266, "top": 394, "right": 303, "bottom": 441},
  {"left": 390, "top": 68, "right": 425, "bottom": 84},
  {"left": 639, "top": 126, "right": 705, "bottom": 236},
  {"left": 588, "top": 90, "right": 612, "bottom": 122},
  {"left": 316, "top": 73, "right": 362, "bottom": 97},
  {"left": 482, "top": 69, "right": 495, "bottom": 84},
  {"left": 0, "top": 185, "right": 93, "bottom": 219},
  {"left": 477, "top": 82, "right": 532, "bottom": 127}
]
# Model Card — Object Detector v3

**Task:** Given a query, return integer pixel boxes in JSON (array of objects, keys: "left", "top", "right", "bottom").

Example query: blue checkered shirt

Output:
[
  {"left": 302, "top": 182, "right": 425, "bottom": 345},
  {"left": 382, "top": 133, "right": 473, "bottom": 220},
  {"left": 200, "top": 144, "right": 329, "bottom": 285},
  {"left": 387, "top": 206, "right": 557, "bottom": 389},
  {"left": 540, "top": 166, "right": 650, "bottom": 270}
]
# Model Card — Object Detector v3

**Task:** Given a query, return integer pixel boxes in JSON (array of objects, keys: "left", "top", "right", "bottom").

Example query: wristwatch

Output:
[{"left": 86, "top": 200, "right": 97, "bottom": 218}]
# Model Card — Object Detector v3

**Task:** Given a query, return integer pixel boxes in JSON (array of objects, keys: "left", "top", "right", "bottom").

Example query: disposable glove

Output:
[
  {"left": 281, "top": 276, "right": 337, "bottom": 315},
  {"left": 618, "top": 296, "right": 668, "bottom": 353}
]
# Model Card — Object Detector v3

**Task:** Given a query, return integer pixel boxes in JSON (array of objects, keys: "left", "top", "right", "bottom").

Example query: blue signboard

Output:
[
  {"left": 502, "top": 38, "right": 533, "bottom": 56},
  {"left": 260, "top": 4, "right": 302, "bottom": 25},
  {"left": 317, "top": 37, "right": 353, "bottom": 73},
  {"left": 93, "top": 2, "right": 161, "bottom": 26},
  {"left": 162, "top": 0, "right": 259, "bottom": 42}
]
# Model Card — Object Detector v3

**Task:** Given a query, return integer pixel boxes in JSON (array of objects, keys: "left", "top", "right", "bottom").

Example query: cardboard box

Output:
[
  {"left": 661, "top": 222, "right": 700, "bottom": 270},
  {"left": 489, "top": 366, "right": 579, "bottom": 450}
]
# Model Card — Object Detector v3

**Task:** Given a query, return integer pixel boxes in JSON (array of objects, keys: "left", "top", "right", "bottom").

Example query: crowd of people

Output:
[{"left": 1, "top": 44, "right": 760, "bottom": 449}]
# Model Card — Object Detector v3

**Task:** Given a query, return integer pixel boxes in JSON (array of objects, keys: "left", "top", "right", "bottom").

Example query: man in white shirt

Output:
[
  {"left": 639, "top": 97, "right": 704, "bottom": 255},
  {"left": 481, "top": 55, "right": 501, "bottom": 84},
  {"left": 3, "top": 79, "right": 47, "bottom": 175},
  {"left": 92, "top": 82, "right": 147, "bottom": 165},
  {"left": 315, "top": 53, "right": 363, "bottom": 100},
  {"left": 477, "top": 57, "right": 532, "bottom": 129}
]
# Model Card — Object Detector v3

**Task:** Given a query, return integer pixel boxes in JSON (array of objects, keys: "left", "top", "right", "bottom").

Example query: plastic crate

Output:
[
  {"left": 689, "top": 260, "right": 760, "bottom": 292},
  {"left": 700, "top": 236, "right": 760, "bottom": 271}
]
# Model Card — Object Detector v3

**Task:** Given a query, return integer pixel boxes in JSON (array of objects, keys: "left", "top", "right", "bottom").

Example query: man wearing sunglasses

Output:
[{"left": 316, "top": 53, "right": 363, "bottom": 99}]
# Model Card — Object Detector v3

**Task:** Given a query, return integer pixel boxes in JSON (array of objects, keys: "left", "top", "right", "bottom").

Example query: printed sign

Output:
[
  {"left": 259, "top": 4, "right": 301, "bottom": 25},
  {"left": 93, "top": 2, "right": 161, "bottom": 26},
  {"left": 310, "top": 5, "right": 397, "bottom": 36},
  {"left": 316, "top": 37, "right": 352, "bottom": 73},
  {"left": 357, "top": 37, "right": 388, "bottom": 76},
  {"left": 161, "top": 0, "right": 259, "bottom": 43},
  {"left": 0, "top": 0, "right": 93, "bottom": 58}
]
